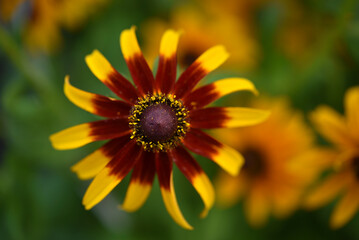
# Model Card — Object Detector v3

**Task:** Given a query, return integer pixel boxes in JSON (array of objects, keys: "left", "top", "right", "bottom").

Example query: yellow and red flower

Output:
[
  {"left": 49, "top": 27, "right": 269, "bottom": 229},
  {"left": 214, "top": 98, "right": 328, "bottom": 227},
  {"left": 304, "top": 86, "right": 359, "bottom": 229}
]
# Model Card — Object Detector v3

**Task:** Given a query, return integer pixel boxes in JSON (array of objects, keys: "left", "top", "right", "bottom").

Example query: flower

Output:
[
  {"left": 49, "top": 26, "right": 269, "bottom": 229},
  {"left": 1, "top": 0, "right": 108, "bottom": 53},
  {"left": 0, "top": 0, "right": 23, "bottom": 21},
  {"left": 276, "top": 0, "right": 323, "bottom": 63},
  {"left": 214, "top": 98, "right": 327, "bottom": 227},
  {"left": 142, "top": 6, "right": 259, "bottom": 71},
  {"left": 304, "top": 86, "right": 359, "bottom": 229}
]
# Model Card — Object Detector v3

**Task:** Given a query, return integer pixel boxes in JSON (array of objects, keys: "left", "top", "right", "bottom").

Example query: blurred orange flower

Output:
[
  {"left": 142, "top": 6, "right": 259, "bottom": 72},
  {"left": 215, "top": 98, "right": 331, "bottom": 227},
  {"left": 1, "top": 0, "right": 108, "bottom": 53},
  {"left": 304, "top": 86, "right": 359, "bottom": 229},
  {"left": 276, "top": 0, "right": 323, "bottom": 63}
]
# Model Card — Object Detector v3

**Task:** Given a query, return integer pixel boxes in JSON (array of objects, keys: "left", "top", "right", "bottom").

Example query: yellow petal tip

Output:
[
  {"left": 120, "top": 26, "right": 141, "bottom": 59},
  {"left": 196, "top": 45, "right": 229, "bottom": 72}
]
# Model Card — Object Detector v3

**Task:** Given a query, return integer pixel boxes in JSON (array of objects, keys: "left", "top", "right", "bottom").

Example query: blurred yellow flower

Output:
[
  {"left": 198, "top": 0, "right": 266, "bottom": 21},
  {"left": 215, "top": 98, "right": 330, "bottom": 227},
  {"left": 1, "top": 0, "right": 108, "bottom": 53},
  {"left": 142, "top": 6, "right": 259, "bottom": 72},
  {"left": 304, "top": 86, "right": 359, "bottom": 229},
  {"left": 276, "top": 0, "right": 322, "bottom": 63},
  {"left": 0, "top": 0, "right": 23, "bottom": 21}
]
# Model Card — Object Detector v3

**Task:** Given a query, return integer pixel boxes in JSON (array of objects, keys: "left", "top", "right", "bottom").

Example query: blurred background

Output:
[{"left": 0, "top": 0, "right": 359, "bottom": 239}]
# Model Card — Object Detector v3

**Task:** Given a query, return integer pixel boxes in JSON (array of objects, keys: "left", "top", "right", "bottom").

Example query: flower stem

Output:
[{"left": 0, "top": 25, "right": 66, "bottom": 117}]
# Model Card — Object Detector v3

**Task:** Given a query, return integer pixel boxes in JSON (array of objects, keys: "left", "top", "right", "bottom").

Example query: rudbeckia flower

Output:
[
  {"left": 304, "top": 86, "right": 359, "bottom": 229},
  {"left": 214, "top": 98, "right": 327, "bottom": 227},
  {"left": 49, "top": 27, "right": 269, "bottom": 229}
]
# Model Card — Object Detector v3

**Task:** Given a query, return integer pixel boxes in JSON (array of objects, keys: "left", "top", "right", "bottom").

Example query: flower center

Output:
[
  {"left": 129, "top": 94, "right": 189, "bottom": 152},
  {"left": 242, "top": 148, "right": 266, "bottom": 177},
  {"left": 140, "top": 104, "right": 177, "bottom": 142},
  {"left": 180, "top": 49, "right": 200, "bottom": 68},
  {"left": 351, "top": 156, "right": 359, "bottom": 180}
]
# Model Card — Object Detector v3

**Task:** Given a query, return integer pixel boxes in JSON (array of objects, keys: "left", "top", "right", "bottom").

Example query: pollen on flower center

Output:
[
  {"left": 129, "top": 94, "right": 189, "bottom": 152},
  {"left": 140, "top": 104, "right": 178, "bottom": 142}
]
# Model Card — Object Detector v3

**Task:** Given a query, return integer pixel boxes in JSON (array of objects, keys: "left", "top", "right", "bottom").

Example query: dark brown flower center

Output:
[
  {"left": 242, "top": 148, "right": 266, "bottom": 177},
  {"left": 140, "top": 103, "right": 178, "bottom": 142},
  {"left": 351, "top": 156, "right": 359, "bottom": 180},
  {"left": 180, "top": 50, "right": 200, "bottom": 68},
  {"left": 128, "top": 94, "right": 189, "bottom": 152}
]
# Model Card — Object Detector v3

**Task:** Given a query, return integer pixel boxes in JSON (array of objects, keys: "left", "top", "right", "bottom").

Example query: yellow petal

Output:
[
  {"left": 184, "top": 78, "right": 258, "bottom": 110},
  {"left": 64, "top": 75, "right": 97, "bottom": 114},
  {"left": 271, "top": 185, "right": 300, "bottom": 219},
  {"left": 82, "top": 167, "right": 121, "bottom": 210},
  {"left": 159, "top": 29, "right": 181, "bottom": 58},
  {"left": 50, "top": 123, "right": 92, "bottom": 150},
  {"left": 224, "top": 107, "right": 270, "bottom": 128},
  {"left": 192, "top": 172, "right": 215, "bottom": 218},
  {"left": 213, "top": 78, "right": 259, "bottom": 97},
  {"left": 330, "top": 184, "right": 359, "bottom": 229},
  {"left": 85, "top": 49, "right": 139, "bottom": 104},
  {"left": 121, "top": 182, "right": 152, "bottom": 212},
  {"left": 216, "top": 173, "right": 245, "bottom": 207},
  {"left": 70, "top": 136, "right": 130, "bottom": 180},
  {"left": 160, "top": 173, "right": 193, "bottom": 230},
  {"left": 195, "top": 45, "right": 229, "bottom": 72},
  {"left": 310, "top": 106, "right": 355, "bottom": 149},
  {"left": 182, "top": 129, "right": 244, "bottom": 176},
  {"left": 244, "top": 185, "right": 269, "bottom": 227},
  {"left": 85, "top": 49, "right": 114, "bottom": 82},
  {"left": 304, "top": 172, "right": 350, "bottom": 209},
  {"left": 120, "top": 26, "right": 141, "bottom": 59},
  {"left": 64, "top": 75, "right": 128, "bottom": 118},
  {"left": 71, "top": 147, "right": 111, "bottom": 180},
  {"left": 345, "top": 86, "right": 359, "bottom": 141},
  {"left": 213, "top": 143, "right": 244, "bottom": 176}
]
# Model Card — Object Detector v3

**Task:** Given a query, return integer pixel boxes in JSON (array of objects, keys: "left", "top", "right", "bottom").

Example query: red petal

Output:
[
  {"left": 174, "top": 62, "right": 207, "bottom": 99},
  {"left": 156, "top": 55, "right": 177, "bottom": 94},
  {"left": 155, "top": 151, "right": 172, "bottom": 190},
  {"left": 126, "top": 55, "right": 155, "bottom": 96},
  {"left": 189, "top": 107, "right": 228, "bottom": 128},
  {"left": 107, "top": 140, "right": 143, "bottom": 178},
  {"left": 91, "top": 95, "right": 132, "bottom": 118},
  {"left": 106, "top": 71, "right": 139, "bottom": 104},
  {"left": 182, "top": 128, "right": 219, "bottom": 159},
  {"left": 130, "top": 151, "right": 156, "bottom": 184},
  {"left": 183, "top": 84, "right": 218, "bottom": 110},
  {"left": 90, "top": 118, "right": 131, "bottom": 141},
  {"left": 170, "top": 146, "right": 202, "bottom": 179}
]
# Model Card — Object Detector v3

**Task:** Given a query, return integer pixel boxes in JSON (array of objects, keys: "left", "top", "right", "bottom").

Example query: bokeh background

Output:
[{"left": 0, "top": 0, "right": 359, "bottom": 239}]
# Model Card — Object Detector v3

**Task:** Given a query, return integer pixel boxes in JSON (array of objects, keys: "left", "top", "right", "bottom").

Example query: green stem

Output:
[
  {"left": 0, "top": 26, "right": 66, "bottom": 118},
  {"left": 0, "top": 26, "right": 48, "bottom": 95}
]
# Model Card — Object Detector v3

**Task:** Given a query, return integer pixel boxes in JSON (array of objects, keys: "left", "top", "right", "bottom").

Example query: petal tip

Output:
[{"left": 49, "top": 133, "right": 67, "bottom": 150}]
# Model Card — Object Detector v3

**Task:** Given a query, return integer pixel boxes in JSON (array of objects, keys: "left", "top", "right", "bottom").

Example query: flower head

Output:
[
  {"left": 50, "top": 26, "right": 269, "bottom": 229},
  {"left": 304, "top": 86, "right": 359, "bottom": 229},
  {"left": 215, "top": 98, "right": 326, "bottom": 227}
]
